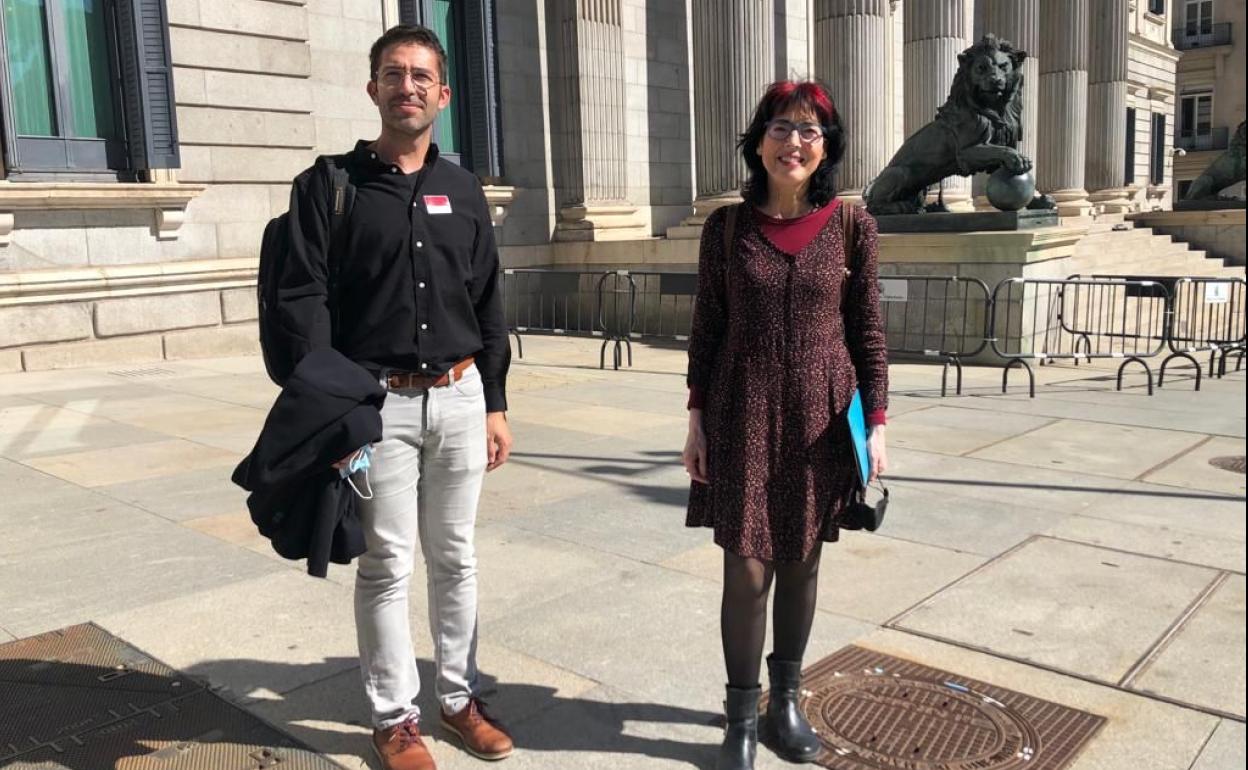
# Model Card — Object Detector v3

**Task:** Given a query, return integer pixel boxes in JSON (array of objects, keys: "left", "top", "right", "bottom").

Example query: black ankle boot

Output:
[
  {"left": 764, "top": 655, "right": 821, "bottom": 762},
  {"left": 716, "top": 685, "right": 760, "bottom": 770}
]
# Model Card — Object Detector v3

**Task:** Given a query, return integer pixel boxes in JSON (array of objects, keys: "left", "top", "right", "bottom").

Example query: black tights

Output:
[{"left": 720, "top": 544, "right": 823, "bottom": 688}]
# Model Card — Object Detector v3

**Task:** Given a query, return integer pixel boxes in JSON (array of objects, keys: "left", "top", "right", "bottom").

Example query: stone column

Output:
[
  {"left": 904, "top": 0, "right": 974, "bottom": 210},
  {"left": 551, "top": 0, "right": 646, "bottom": 241},
  {"left": 1086, "top": 0, "right": 1134, "bottom": 214},
  {"left": 814, "top": 0, "right": 891, "bottom": 200},
  {"left": 1037, "top": 0, "right": 1093, "bottom": 217},
  {"left": 673, "top": 0, "right": 774, "bottom": 237},
  {"left": 979, "top": 0, "right": 1040, "bottom": 209}
]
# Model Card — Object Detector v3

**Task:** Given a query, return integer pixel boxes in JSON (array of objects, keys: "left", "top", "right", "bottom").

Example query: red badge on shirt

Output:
[{"left": 423, "top": 195, "right": 452, "bottom": 215}]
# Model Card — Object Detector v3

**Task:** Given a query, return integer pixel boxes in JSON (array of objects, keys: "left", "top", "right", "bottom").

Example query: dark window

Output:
[
  {"left": 1151, "top": 0, "right": 1166, "bottom": 14},
  {"left": 1185, "top": 0, "right": 1213, "bottom": 34},
  {"left": 1179, "top": 92, "right": 1213, "bottom": 138},
  {"left": 1178, "top": 179, "right": 1193, "bottom": 199},
  {"left": 399, "top": 0, "right": 502, "bottom": 177},
  {"left": 0, "top": 0, "right": 179, "bottom": 179},
  {"left": 1125, "top": 107, "right": 1136, "bottom": 185},
  {"left": 1151, "top": 112, "right": 1167, "bottom": 185}
]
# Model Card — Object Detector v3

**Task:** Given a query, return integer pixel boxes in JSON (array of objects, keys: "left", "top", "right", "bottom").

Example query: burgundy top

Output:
[{"left": 688, "top": 202, "right": 886, "bottom": 427}]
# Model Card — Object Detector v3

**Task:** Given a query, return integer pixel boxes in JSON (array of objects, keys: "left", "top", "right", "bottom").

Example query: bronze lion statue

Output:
[{"left": 866, "top": 35, "right": 1055, "bottom": 215}]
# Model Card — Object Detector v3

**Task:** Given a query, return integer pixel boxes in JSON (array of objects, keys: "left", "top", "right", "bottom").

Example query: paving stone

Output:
[
  {"left": 97, "top": 466, "right": 249, "bottom": 522},
  {"left": 501, "top": 467, "right": 702, "bottom": 564},
  {"left": 23, "top": 438, "right": 239, "bottom": 487},
  {"left": 1191, "top": 720, "right": 1247, "bottom": 770},
  {"left": 895, "top": 537, "right": 1221, "bottom": 683},
  {"left": 879, "top": 484, "right": 1062, "bottom": 556},
  {"left": 662, "top": 537, "right": 986, "bottom": 625},
  {"left": 888, "top": 405, "right": 1056, "bottom": 456},
  {"left": 98, "top": 570, "right": 359, "bottom": 704},
  {"left": 0, "top": 413, "right": 168, "bottom": 460},
  {"left": 1072, "top": 481, "right": 1247, "bottom": 542},
  {"left": 1131, "top": 574, "right": 1246, "bottom": 718},
  {"left": 968, "top": 419, "right": 1208, "bottom": 480},
  {"left": 1143, "top": 435, "right": 1247, "bottom": 496},
  {"left": 0, "top": 513, "right": 281, "bottom": 637},
  {"left": 1047, "top": 514, "right": 1245, "bottom": 572}
]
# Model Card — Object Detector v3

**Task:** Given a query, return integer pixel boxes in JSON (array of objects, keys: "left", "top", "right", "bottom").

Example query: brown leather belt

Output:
[{"left": 386, "top": 356, "right": 475, "bottom": 390}]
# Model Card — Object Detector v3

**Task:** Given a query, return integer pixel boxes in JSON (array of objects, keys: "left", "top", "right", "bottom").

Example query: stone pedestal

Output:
[{"left": 877, "top": 225, "right": 1089, "bottom": 364}]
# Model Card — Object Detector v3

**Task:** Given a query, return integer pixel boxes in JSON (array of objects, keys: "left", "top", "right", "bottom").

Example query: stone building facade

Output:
[
  {"left": 0, "top": 0, "right": 1195, "bottom": 371},
  {"left": 1171, "top": 0, "right": 1246, "bottom": 201}
]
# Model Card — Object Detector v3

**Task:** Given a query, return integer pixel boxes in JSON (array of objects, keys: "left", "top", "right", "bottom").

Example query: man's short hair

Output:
[{"left": 369, "top": 24, "right": 447, "bottom": 82}]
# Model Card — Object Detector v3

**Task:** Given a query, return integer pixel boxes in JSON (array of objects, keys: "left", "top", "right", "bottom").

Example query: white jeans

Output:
[{"left": 354, "top": 364, "right": 487, "bottom": 729}]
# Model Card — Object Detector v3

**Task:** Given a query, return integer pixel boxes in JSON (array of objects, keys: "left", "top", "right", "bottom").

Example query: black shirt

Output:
[{"left": 277, "top": 141, "right": 509, "bottom": 412}]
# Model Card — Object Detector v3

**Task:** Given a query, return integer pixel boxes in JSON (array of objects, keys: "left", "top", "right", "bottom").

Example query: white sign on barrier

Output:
[
  {"left": 879, "top": 279, "right": 909, "bottom": 302},
  {"left": 1205, "top": 282, "right": 1230, "bottom": 304}
]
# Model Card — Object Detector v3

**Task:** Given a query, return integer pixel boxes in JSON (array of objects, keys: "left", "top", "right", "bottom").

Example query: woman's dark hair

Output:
[
  {"left": 370, "top": 24, "right": 447, "bottom": 82},
  {"left": 739, "top": 80, "right": 846, "bottom": 208}
]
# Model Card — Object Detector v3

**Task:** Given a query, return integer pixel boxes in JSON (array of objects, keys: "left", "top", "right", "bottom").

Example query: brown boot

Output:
[
  {"left": 372, "top": 716, "right": 436, "bottom": 770},
  {"left": 440, "top": 698, "right": 514, "bottom": 760}
]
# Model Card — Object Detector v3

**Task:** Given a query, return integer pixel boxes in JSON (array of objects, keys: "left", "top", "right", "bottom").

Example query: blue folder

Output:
[{"left": 847, "top": 389, "right": 870, "bottom": 488}]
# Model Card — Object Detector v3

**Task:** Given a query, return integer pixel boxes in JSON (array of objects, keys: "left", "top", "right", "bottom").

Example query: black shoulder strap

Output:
[{"left": 322, "top": 155, "right": 354, "bottom": 340}]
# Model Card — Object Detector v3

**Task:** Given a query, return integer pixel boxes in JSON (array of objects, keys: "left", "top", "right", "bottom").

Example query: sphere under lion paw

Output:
[{"left": 987, "top": 168, "right": 1036, "bottom": 211}]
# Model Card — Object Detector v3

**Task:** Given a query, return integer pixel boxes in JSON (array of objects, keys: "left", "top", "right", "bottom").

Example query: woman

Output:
[{"left": 682, "top": 80, "right": 888, "bottom": 770}]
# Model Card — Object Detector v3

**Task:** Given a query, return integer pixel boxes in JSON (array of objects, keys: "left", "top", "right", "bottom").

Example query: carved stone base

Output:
[
  {"left": 666, "top": 193, "right": 741, "bottom": 239},
  {"left": 554, "top": 204, "right": 648, "bottom": 242},
  {"left": 1049, "top": 188, "right": 1094, "bottom": 218},
  {"left": 1088, "top": 187, "right": 1137, "bottom": 215}
]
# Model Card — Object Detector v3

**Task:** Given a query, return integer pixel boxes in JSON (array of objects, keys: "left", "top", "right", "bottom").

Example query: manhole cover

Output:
[
  {"left": 108, "top": 367, "right": 177, "bottom": 379},
  {"left": 0, "top": 624, "right": 340, "bottom": 769},
  {"left": 762, "top": 646, "right": 1105, "bottom": 769},
  {"left": 1209, "top": 456, "right": 1246, "bottom": 474}
]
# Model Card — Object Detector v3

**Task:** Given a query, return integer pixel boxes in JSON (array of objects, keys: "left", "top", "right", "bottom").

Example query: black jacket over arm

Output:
[{"left": 232, "top": 348, "right": 386, "bottom": 577}]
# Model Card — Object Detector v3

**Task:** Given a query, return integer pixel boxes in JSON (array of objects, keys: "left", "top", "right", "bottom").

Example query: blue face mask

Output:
[{"left": 340, "top": 445, "right": 374, "bottom": 499}]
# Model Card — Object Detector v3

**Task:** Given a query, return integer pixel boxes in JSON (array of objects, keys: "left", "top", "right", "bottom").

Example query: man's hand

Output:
[{"left": 486, "top": 412, "right": 512, "bottom": 471}]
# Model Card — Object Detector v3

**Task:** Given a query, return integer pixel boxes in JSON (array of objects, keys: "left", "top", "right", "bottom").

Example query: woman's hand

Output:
[
  {"left": 867, "top": 425, "right": 888, "bottom": 483},
  {"left": 682, "top": 409, "right": 710, "bottom": 485}
]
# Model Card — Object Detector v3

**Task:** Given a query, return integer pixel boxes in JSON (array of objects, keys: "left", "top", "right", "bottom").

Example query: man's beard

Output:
[{"left": 383, "top": 101, "right": 435, "bottom": 136}]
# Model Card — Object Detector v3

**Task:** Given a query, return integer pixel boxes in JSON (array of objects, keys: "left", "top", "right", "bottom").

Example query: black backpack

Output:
[{"left": 258, "top": 155, "right": 355, "bottom": 385}]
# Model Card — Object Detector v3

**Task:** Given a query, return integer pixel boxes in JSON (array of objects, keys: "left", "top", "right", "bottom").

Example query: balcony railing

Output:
[
  {"left": 1174, "top": 22, "right": 1232, "bottom": 49},
  {"left": 1176, "top": 126, "right": 1231, "bottom": 152}
]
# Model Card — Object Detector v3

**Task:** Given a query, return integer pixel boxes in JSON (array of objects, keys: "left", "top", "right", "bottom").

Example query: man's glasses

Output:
[
  {"left": 377, "top": 68, "right": 442, "bottom": 90},
  {"left": 764, "top": 119, "right": 825, "bottom": 144}
]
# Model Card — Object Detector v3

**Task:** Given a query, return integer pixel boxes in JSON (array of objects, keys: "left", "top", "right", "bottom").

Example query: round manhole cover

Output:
[
  {"left": 804, "top": 670, "right": 1039, "bottom": 768},
  {"left": 1209, "top": 456, "right": 1246, "bottom": 474}
]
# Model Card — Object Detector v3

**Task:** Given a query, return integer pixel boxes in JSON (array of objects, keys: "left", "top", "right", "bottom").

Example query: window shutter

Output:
[
  {"left": 1125, "top": 108, "right": 1136, "bottom": 185},
  {"left": 463, "top": 0, "right": 502, "bottom": 177},
  {"left": 399, "top": 0, "right": 421, "bottom": 24},
  {"left": 116, "top": 0, "right": 179, "bottom": 171}
]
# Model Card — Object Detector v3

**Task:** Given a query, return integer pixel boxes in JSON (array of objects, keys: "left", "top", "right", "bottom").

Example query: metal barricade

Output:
[
  {"left": 990, "top": 277, "right": 1171, "bottom": 397},
  {"left": 595, "top": 271, "right": 639, "bottom": 370},
  {"left": 1161, "top": 276, "right": 1247, "bottom": 387},
  {"left": 878, "top": 275, "right": 991, "bottom": 396},
  {"left": 500, "top": 268, "right": 610, "bottom": 359}
]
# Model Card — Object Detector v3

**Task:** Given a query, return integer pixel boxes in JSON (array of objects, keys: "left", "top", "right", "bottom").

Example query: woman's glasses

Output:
[{"left": 764, "top": 119, "right": 825, "bottom": 144}]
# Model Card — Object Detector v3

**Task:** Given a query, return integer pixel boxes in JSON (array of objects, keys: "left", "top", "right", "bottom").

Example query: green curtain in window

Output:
[
  {"left": 432, "top": 0, "right": 458, "bottom": 153},
  {"left": 3, "top": 0, "right": 57, "bottom": 136},
  {"left": 63, "top": 0, "right": 119, "bottom": 138}
]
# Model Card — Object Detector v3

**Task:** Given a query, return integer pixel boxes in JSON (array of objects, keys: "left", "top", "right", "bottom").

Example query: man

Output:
[{"left": 277, "top": 24, "right": 514, "bottom": 770}]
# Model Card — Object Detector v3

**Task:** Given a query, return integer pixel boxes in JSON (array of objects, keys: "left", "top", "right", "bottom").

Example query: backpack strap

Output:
[{"left": 322, "top": 155, "right": 354, "bottom": 341}]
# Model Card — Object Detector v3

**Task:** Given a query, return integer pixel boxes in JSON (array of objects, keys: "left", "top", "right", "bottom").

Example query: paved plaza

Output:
[{"left": 0, "top": 336, "right": 1244, "bottom": 769}]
